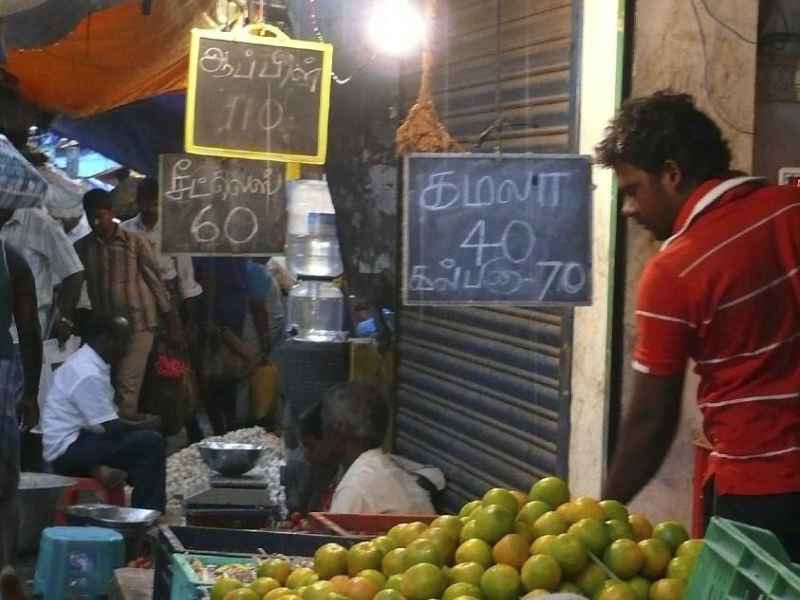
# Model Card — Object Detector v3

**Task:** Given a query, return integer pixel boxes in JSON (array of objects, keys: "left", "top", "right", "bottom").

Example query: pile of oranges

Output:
[{"left": 213, "top": 477, "right": 701, "bottom": 600}]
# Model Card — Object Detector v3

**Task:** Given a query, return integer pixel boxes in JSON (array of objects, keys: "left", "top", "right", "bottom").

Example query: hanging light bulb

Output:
[{"left": 367, "top": 0, "right": 427, "bottom": 57}]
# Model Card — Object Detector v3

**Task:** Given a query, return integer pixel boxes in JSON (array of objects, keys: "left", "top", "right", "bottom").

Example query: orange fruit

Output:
[
  {"left": 315, "top": 543, "right": 349, "bottom": 579},
  {"left": 568, "top": 518, "right": 610, "bottom": 555},
  {"left": 510, "top": 491, "right": 528, "bottom": 511},
  {"left": 442, "top": 582, "right": 483, "bottom": 600},
  {"left": 358, "top": 570, "right": 386, "bottom": 590},
  {"left": 348, "top": 577, "right": 380, "bottom": 600},
  {"left": 532, "top": 511, "right": 569, "bottom": 538},
  {"left": 212, "top": 577, "right": 242, "bottom": 600},
  {"left": 517, "top": 501, "right": 551, "bottom": 527},
  {"left": 431, "top": 515, "right": 464, "bottom": 541},
  {"left": 513, "top": 520, "right": 534, "bottom": 543},
  {"left": 373, "top": 590, "right": 404, "bottom": 600},
  {"left": 263, "top": 587, "right": 291, "bottom": 600},
  {"left": 676, "top": 539, "right": 704, "bottom": 563},
  {"left": 529, "top": 477, "right": 570, "bottom": 509},
  {"left": 520, "top": 554, "right": 561, "bottom": 592},
  {"left": 558, "top": 581, "right": 583, "bottom": 594},
  {"left": 638, "top": 538, "right": 672, "bottom": 579},
  {"left": 480, "top": 564, "right": 520, "bottom": 600},
  {"left": 401, "top": 563, "right": 446, "bottom": 600},
  {"left": 389, "top": 522, "right": 428, "bottom": 548},
  {"left": 382, "top": 548, "right": 408, "bottom": 576},
  {"left": 628, "top": 514, "right": 653, "bottom": 542},
  {"left": 603, "top": 539, "right": 645, "bottom": 579},
  {"left": 348, "top": 543, "right": 384, "bottom": 576},
  {"left": 555, "top": 502, "right": 582, "bottom": 525},
  {"left": 455, "top": 539, "right": 493, "bottom": 568},
  {"left": 287, "top": 569, "right": 318, "bottom": 590},
  {"left": 599, "top": 500, "right": 629, "bottom": 522},
  {"left": 666, "top": 556, "right": 694, "bottom": 580},
  {"left": 329, "top": 576, "right": 352, "bottom": 597},
  {"left": 373, "top": 536, "right": 399, "bottom": 556},
  {"left": 482, "top": 488, "right": 520, "bottom": 518},
  {"left": 491, "top": 534, "right": 530, "bottom": 569},
  {"left": 384, "top": 575, "right": 403, "bottom": 593},
  {"left": 627, "top": 576, "right": 650, "bottom": 600},
  {"left": 405, "top": 538, "right": 443, "bottom": 568},
  {"left": 419, "top": 527, "right": 458, "bottom": 563},
  {"left": 606, "top": 519, "right": 635, "bottom": 541},
  {"left": 275, "top": 595, "right": 302, "bottom": 600},
  {"left": 301, "top": 581, "right": 331, "bottom": 600},
  {"left": 249, "top": 578, "right": 280, "bottom": 597},
  {"left": 223, "top": 590, "right": 258, "bottom": 600},
  {"left": 447, "top": 562, "right": 485, "bottom": 587},
  {"left": 572, "top": 497, "right": 608, "bottom": 522},
  {"left": 474, "top": 505, "right": 514, "bottom": 544},
  {"left": 549, "top": 533, "right": 588, "bottom": 577},
  {"left": 596, "top": 582, "right": 637, "bottom": 600},
  {"left": 328, "top": 594, "right": 350, "bottom": 600},
  {"left": 259, "top": 559, "right": 292, "bottom": 585},
  {"left": 459, "top": 520, "right": 479, "bottom": 543},
  {"left": 530, "top": 534, "right": 558, "bottom": 556},
  {"left": 652, "top": 522, "right": 689, "bottom": 553},
  {"left": 460, "top": 500, "right": 482, "bottom": 518},
  {"left": 648, "top": 578, "right": 685, "bottom": 600},
  {"left": 573, "top": 562, "right": 607, "bottom": 597}
]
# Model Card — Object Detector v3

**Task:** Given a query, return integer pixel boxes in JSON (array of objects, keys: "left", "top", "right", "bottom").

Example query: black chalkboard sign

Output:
[
  {"left": 185, "top": 28, "right": 333, "bottom": 164},
  {"left": 159, "top": 153, "right": 286, "bottom": 256},
  {"left": 403, "top": 153, "right": 592, "bottom": 305}
]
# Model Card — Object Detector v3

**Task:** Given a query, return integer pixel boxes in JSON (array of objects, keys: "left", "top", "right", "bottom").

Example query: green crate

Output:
[
  {"left": 685, "top": 517, "right": 800, "bottom": 600},
  {"left": 170, "top": 552, "right": 258, "bottom": 600}
]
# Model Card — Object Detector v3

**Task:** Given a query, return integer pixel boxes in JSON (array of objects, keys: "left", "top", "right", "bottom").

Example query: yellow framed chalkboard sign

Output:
[{"left": 185, "top": 27, "right": 333, "bottom": 164}]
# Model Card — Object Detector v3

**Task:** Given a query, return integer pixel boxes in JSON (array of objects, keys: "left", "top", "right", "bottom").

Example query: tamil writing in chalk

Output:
[{"left": 403, "top": 153, "right": 592, "bottom": 305}]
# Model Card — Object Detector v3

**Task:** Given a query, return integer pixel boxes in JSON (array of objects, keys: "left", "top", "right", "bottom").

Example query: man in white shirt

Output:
[
  {"left": 0, "top": 207, "right": 84, "bottom": 343},
  {"left": 321, "top": 382, "right": 436, "bottom": 514},
  {"left": 41, "top": 315, "right": 166, "bottom": 511}
]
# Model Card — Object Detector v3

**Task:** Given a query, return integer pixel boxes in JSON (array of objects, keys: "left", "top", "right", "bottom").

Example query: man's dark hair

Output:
[
  {"left": 84, "top": 313, "right": 116, "bottom": 345},
  {"left": 136, "top": 177, "right": 158, "bottom": 202},
  {"left": 595, "top": 91, "right": 732, "bottom": 185},
  {"left": 322, "top": 382, "right": 389, "bottom": 449},
  {"left": 83, "top": 188, "right": 112, "bottom": 213},
  {"left": 298, "top": 402, "right": 324, "bottom": 439}
]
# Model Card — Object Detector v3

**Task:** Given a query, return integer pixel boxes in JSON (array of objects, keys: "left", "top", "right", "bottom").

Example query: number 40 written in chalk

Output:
[{"left": 460, "top": 219, "right": 586, "bottom": 299}]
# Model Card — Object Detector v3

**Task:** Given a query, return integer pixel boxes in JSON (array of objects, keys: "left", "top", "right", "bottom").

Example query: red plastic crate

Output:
[{"left": 309, "top": 512, "right": 437, "bottom": 538}]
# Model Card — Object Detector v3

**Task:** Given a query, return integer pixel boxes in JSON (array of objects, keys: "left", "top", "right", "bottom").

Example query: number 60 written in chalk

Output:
[{"left": 190, "top": 205, "right": 259, "bottom": 245}]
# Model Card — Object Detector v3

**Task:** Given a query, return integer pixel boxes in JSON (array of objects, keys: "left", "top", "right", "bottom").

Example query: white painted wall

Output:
[{"left": 568, "top": 0, "right": 626, "bottom": 497}]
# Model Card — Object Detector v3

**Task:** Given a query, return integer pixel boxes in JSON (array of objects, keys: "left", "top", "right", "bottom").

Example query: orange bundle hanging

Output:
[{"left": 396, "top": 0, "right": 462, "bottom": 155}]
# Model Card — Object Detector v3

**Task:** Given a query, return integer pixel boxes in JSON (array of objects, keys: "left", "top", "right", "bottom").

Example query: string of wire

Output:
[{"left": 690, "top": 0, "right": 755, "bottom": 136}]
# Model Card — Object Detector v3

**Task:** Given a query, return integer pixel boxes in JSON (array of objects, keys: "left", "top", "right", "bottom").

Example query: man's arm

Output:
[
  {"left": 43, "top": 215, "right": 85, "bottom": 343},
  {"left": 53, "top": 271, "right": 84, "bottom": 343},
  {"left": 98, "top": 416, "right": 161, "bottom": 435},
  {"left": 603, "top": 370, "right": 685, "bottom": 503},
  {"left": 135, "top": 234, "right": 182, "bottom": 343},
  {"left": 7, "top": 244, "right": 42, "bottom": 428}
]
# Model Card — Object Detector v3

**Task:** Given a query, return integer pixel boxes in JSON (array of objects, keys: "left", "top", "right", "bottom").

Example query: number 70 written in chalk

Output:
[{"left": 537, "top": 261, "right": 587, "bottom": 300}]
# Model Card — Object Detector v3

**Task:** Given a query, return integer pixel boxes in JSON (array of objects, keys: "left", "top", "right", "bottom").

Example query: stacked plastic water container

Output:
[{"left": 284, "top": 179, "right": 347, "bottom": 342}]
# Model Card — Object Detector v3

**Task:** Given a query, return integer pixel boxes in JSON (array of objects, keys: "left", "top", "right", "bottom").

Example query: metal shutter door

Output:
[{"left": 396, "top": 0, "right": 580, "bottom": 511}]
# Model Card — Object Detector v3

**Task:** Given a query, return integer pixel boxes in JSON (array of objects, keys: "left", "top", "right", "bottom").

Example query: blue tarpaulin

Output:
[{"left": 51, "top": 91, "right": 186, "bottom": 177}]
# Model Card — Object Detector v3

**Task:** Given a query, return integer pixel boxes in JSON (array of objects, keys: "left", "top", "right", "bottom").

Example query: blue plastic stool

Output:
[{"left": 33, "top": 526, "right": 125, "bottom": 599}]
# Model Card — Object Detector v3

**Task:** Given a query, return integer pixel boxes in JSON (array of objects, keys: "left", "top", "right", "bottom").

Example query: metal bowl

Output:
[
  {"left": 17, "top": 472, "right": 77, "bottom": 553},
  {"left": 65, "top": 504, "right": 160, "bottom": 532},
  {"left": 198, "top": 442, "right": 266, "bottom": 476}
]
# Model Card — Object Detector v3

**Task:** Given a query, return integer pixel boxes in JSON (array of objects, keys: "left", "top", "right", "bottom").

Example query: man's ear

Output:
[{"left": 660, "top": 160, "right": 685, "bottom": 194}]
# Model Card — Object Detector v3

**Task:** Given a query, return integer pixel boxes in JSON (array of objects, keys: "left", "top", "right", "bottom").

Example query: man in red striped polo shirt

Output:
[{"left": 597, "top": 91, "right": 800, "bottom": 559}]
